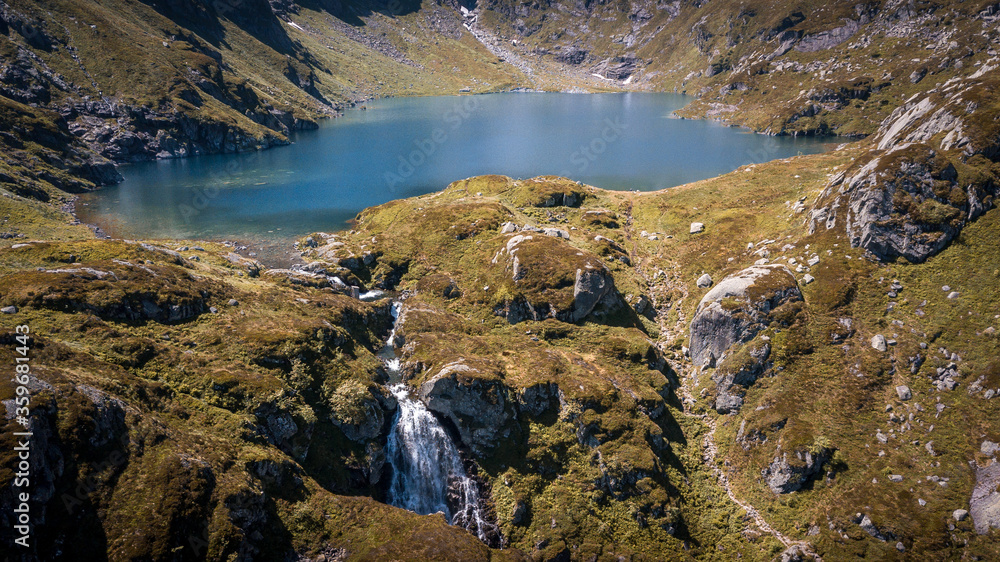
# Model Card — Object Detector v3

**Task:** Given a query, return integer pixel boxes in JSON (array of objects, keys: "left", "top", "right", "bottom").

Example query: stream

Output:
[{"left": 377, "top": 302, "right": 499, "bottom": 545}]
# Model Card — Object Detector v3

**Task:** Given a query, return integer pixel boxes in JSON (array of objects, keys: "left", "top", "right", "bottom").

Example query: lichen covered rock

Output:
[
  {"left": 689, "top": 264, "right": 802, "bottom": 368},
  {"left": 765, "top": 446, "right": 833, "bottom": 494},
  {"left": 491, "top": 233, "right": 622, "bottom": 324}
]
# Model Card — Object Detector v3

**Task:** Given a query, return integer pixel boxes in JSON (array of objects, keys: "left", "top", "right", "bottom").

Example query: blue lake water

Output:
[{"left": 78, "top": 92, "right": 839, "bottom": 243}]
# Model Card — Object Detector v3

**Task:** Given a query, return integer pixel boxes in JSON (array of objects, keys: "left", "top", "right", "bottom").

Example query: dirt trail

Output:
[{"left": 622, "top": 200, "right": 822, "bottom": 561}]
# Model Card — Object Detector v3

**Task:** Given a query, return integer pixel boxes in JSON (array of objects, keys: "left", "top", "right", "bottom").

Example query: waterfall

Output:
[{"left": 378, "top": 302, "right": 498, "bottom": 545}]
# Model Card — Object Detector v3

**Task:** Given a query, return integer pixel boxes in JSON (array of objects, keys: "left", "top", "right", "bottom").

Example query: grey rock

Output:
[
  {"left": 263, "top": 268, "right": 331, "bottom": 288},
  {"left": 696, "top": 273, "right": 713, "bottom": 288},
  {"left": 228, "top": 299, "right": 239, "bottom": 306},
  {"left": 690, "top": 222, "right": 705, "bottom": 234},
  {"left": 712, "top": 339, "right": 771, "bottom": 414},
  {"left": 330, "top": 383, "right": 388, "bottom": 444},
  {"left": 871, "top": 334, "right": 887, "bottom": 352},
  {"left": 889, "top": 474, "right": 904, "bottom": 482},
  {"left": 689, "top": 265, "right": 802, "bottom": 368},
  {"left": 779, "top": 545, "right": 808, "bottom": 562},
  {"left": 947, "top": 291, "right": 960, "bottom": 299},
  {"left": 419, "top": 362, "right": 517, "bottom": 457},
  {"left": 896, "top": 385, "right": 912, "bottom": 400},
  {"left": 543, "top": 227, "right": 570, "bottom": 239},
  {"left": 802, "top": 274, "right": 815, "bottom": 284},
  {"left": 982, "top": 441, "right": 999, "bottom": 457},
  {"left": 970, "top": 458, "right": 1000, "bottom": 534},
  {"left": 571, "top": 266, "right": 615, "bottom": 322},
  {"left": 954, "top": 509, "right": 969, "bottom": 521},
  {"left": 766, "top": 446, "right": 833, "bottom": 493},
  {"left": 857, "top": 514, "right": 888, "bottom": 541},
  {"left": 500, "top": 221, "right": 519, "bottom": 234},
  {"left": 1, "top": 305, "right": 16, "bottom": 314},
  {"left": 518, "top": 382, "right": 560, "bottom": 417}
]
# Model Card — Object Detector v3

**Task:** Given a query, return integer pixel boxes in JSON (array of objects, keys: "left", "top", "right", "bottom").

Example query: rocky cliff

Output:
[{"left": 2, "top": 0, "right": 1000, "bottom": 560}]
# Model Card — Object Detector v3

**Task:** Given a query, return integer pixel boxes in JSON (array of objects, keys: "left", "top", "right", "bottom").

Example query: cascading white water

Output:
[
  {"left": 385, "top": 384, "right": 494, "bottom": 542},
  {"left": 378, "top": 301, "right": 497, "bottom": 544}
]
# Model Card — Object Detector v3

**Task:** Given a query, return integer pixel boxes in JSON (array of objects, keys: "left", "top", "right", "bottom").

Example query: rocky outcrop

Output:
[
  {"left": 712, "top": 339, "right": 771, "bottom": 414},
  {"left": 518, "top": 382, "right": 561, "bottom": 417},
  {"left": 809, "top": 75, "right": 1000, "bottom": 263},
  {"left": 1, "top": 264, "right": 217, "bottom": 324},
  {"left": 808, "top": 142, "right": 995, "bottom": 263},
  {"left": 492, "top": 234, "right": 623, "bottom": 324},
  {"left": 329, "top": 380, "right": 395, "bottom": 444},
  {"left": 418, "top": 361, "right": 518, "bottom": 457},
  {"left": 689, "top": 265, "right": 801, "bottom": 368},
  {"left": 765, "top": 446, "right": 833, "bottom": 494},
  {"left": 971, "top": 453, "right": 1000, "bottom": 534},
  {"left": 253, "top": 401, "right": 315, "bottom": 462}
]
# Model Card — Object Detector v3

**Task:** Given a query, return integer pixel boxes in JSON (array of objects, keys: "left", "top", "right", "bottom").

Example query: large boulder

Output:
[
  {"left": 971, "top": 457, "right": 1000, "bottom": 534},
  {"left": 491, "top": 234, "right": 623, "bottom": 324},
  {"left": 765, "top": 446, "right": 833, "bottom": 494},
  {"left": 712, "top": 339, "right": 771, "bottom": 414},
  {"left": 418, "top": 360, "right": 518, "bottom": 457},
  {"left": 689, "top": 265, "right": 802, "bottom": 368},
  {"left": 808, "top": 81, "right": 1000, "bottom": 263},
  {"left": 329, "top": 380, "right": 394, "bottom": 444}
]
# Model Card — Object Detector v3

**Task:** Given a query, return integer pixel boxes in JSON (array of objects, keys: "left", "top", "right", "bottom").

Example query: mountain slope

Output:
[{"left": 1, "top": 0, "right": 999, "bottom": 560}]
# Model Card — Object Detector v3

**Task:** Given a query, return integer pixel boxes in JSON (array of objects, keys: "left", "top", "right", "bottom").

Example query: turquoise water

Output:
[{"left": 78, "top": 93, "right": 838, "bottom": 242}]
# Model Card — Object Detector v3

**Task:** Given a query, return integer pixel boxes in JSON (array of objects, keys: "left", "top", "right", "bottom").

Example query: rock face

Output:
[
  {"left": 971, "top": 458, "right": 1000, "bottom": 534},
  {"left": 766, "top": 447, "right": 833, "bottom": 494},
  {"left": 329, "top": 381, "right": 393, "bottom": 444},
  {"left": 689, "top": 264, "right": 802, "bottom": 368},
  {"left": 712, "top": 339, "right": 771, "bottom": 414},
  {"left": 808, "top": 82, "right": 1000, "bottom": 263},
  {"left": 492, "top": 234, "right": 623, "bottom": 324},
  {"left": 418, "top": 361, "right": 518, "bottom": 457}
]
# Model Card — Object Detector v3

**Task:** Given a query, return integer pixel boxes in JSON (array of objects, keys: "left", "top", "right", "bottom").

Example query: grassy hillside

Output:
[{"left": 1, "top": 0, "right": 999, "bottom": 560}]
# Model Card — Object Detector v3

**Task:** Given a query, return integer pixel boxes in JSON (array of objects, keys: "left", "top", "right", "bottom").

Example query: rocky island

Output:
[{"left": 1, "top": 0, "right": 999, "bottom": 560}]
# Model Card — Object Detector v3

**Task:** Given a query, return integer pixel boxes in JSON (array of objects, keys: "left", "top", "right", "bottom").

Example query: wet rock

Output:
[{"left": 689, "top": 264, "right": 802, "bottom": 368}]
